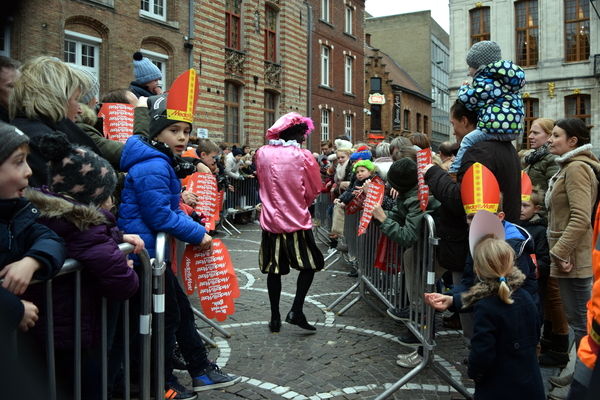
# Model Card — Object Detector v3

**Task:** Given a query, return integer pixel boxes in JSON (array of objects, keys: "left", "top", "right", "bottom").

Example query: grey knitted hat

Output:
[
  {"left": 40, "top": 131, "right": 117, "bottom": 206},
  {"left": 466, "top": 40, "right": 502, "bottom": 69},
  {"left": 387, "top": 158, "right": 418, "bottom": 193},
  {"left": 133, "top": 52, "right": 162, "bottom": 85},
  {"left": 0, "top": 123, "right": 29, "bottom": 165},
  {"left": 69, "top": 64, "right": 100, "bottom": 105}
]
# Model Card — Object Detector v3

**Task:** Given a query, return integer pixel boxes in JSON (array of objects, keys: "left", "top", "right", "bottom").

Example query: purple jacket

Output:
[
  {"left": 255, "top": 140, "right": 321, "bottom": 233},
  {"left": 22, "top": 188, "right": 139, "bottom": 349}
]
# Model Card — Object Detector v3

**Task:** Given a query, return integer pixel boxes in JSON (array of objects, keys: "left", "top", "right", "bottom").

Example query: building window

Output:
[
  {"left": 226, "top": 0, "right": 241, "bottom": 50},
  {"left": 345, "top": 114, "right": 353, "bottom": 141},
  {"left": 515, "top": 1, "right": 539, "bottom": 67},
  {"left": 370, "top": 105, "right": 382, "bottom": 131},
  {"left": 264, "top": 91, "right": 277, "bottom": 142},
  {"left": 224, "top": 81, "right": 241, "bottom": 144},
  {"left": 565, "top": 94, "right": 591, "bottom": 125},
  {"left": 140, "top": 0, "right": 166, "bottom": 21},
  {"left": 470, "top": 7, "right": 490, "bottom": 45},
  {"left": 141, "top": 49, "right": 168, "bottom": 90},
  {"left": 64, "top": 30, "right": 102, "bottom": 83},
  {"left": 521, "top": 98, "right": 539, "bottom": 150},
  {"left": 404, "top": 109, "right": 410, "bottom": 131},
  {"left": 321, "top": 109, "right": 330, "bottom": 141},
  {"left": 321, "top": 46, "right": 330, "bottom": 87},
  {"left": 344, "top": 56, "right": 353, "bottom": 93},
  {"left": 265, "top": 5, "right": 278, "bottom": 62},
  {"left": 417, "top": 113, "right": 422, "bottom": 132},
  {"left": 321, "top": 0, "right": 330, "bottom": 22},
  {"left": 424, "top": 116, "right": 429, "bottom": 134},
  {"left": 345, "top": 6, "right": 353, "bottom": 34},
  {"left": 0, "top": 25, "right": 10, "bottom": 57},
  {"left": 565, "top": 0, "right": 590, "bottom": 62},
  {"left": 370, "top": 77, "right": 382, "bottom": 93}
]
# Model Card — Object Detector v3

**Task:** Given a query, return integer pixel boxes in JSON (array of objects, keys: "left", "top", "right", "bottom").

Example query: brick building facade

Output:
[
  {"left": 364, "top": 43, "right": 433, "bottom": 144},
  {"left": 2, "top": 0, "right": 309, "bottom": 149},
  {"left": 308, "top": 0, "right": 365, "bottom": 152}
]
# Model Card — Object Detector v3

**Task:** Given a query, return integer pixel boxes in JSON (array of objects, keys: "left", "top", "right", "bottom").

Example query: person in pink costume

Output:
[{"left": 255, "top": 112, "right": 324, "bottom": 333}]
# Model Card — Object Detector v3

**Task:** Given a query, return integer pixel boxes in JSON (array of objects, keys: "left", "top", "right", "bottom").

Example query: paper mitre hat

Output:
[
  {"left": 461, "top": 162, "right": 500, "bottom": 215},
  {"left": 166, "top": 68, "right": 198, "bottom": 124},
  {"left": 521, "top": 171, "right": 533, "bottom": 201},
  {"left": 469, "top": 210, "right": 505, "bottom": 256}
]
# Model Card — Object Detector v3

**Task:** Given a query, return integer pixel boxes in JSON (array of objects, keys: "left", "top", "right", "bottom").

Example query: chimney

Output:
[{"left": 366, "top": 33, "right": 371, "bottom": 47}]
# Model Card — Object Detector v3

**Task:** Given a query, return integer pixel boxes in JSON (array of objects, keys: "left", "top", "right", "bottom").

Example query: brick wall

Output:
[
  {"left": 309, "top": 0, "right": 365, "bottom": 152},
  {"left": 7, "top": 0, "right": 309, "bottom": 150}
]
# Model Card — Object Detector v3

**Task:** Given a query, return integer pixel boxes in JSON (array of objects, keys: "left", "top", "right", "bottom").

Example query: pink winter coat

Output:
[{"left": 255, "top": 142, "right": 321, "bottom": 233}]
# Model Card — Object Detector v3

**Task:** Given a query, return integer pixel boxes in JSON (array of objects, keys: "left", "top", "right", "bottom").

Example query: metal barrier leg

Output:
[
  {"left": 430, "top": 361, "right": 474, "bottom": 399},
  {"left": 326, "top": 281, "right": 360, "bottom": 312},
  {"left": 191, "top": 306, "right": 232, "bottom": 338}
]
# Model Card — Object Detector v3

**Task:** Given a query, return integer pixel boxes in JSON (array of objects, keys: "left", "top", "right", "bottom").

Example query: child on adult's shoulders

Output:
[{"left": 449, "top": 40, "right": 526, "bottom": 174}]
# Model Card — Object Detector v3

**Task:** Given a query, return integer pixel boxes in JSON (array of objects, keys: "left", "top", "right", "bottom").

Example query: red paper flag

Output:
[
  {"left": 182, "top": 239, "right": 240, "bottom": 321},
  {"left": 358, "top": 181, "right": 385, "bottom": 236},
  {"left": 346, "top": 175, "right": 385, "bottom": 215},
  {"left": 98, "top": 103, "right": 135, "bottom": 143},
  {"left": 416, "top": 149, "right": 432, "bottom": 212},
  {"left": 373, "top": 235, "right": 389, "bottom": 271},
  {"left": 187, "top": 172, "right": 219, "bottom": 231}
]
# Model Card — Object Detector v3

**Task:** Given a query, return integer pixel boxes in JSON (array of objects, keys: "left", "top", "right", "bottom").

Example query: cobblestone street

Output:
[{"left": 178, "top": 222, "right": 479, "bottom": 400}]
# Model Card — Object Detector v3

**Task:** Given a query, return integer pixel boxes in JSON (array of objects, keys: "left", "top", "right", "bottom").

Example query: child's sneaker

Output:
[
  {"left": 192, "top": 361, "right": 242, "bottom": 392},
  {"left": 165, "top": 379, "right": 197, "bottom": 399}
]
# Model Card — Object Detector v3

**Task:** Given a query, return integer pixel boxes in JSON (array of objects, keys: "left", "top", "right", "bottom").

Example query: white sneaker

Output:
[
  {"left": 327, "top": 248, "right": 337, "bottom": 254},
  {"left": 227, "top": 208, "right": 238, "bottom": 214},
  {"left": 396, "top": 350, "right": 422, "bottom": 368},
  {"left": 243, "top": 205, "right": 254, "bottom": 210}
]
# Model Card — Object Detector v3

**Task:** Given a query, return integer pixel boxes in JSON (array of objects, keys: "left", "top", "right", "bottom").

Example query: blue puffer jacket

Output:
[
  {"left": 118, "top": 135, "right": 206, "bottom": 260},
  {"left": 457, "top": 60, "right": 526, "bottom": 136}
]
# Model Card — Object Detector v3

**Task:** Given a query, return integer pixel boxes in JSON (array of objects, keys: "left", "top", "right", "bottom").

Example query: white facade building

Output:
[{"left": 449, "top": 0, "right": 600, "bottom": 150}]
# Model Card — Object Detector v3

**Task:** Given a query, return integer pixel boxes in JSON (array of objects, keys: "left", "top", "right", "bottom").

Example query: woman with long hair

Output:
[{"left": 545, "top": 118, "right": 599, "bottom": 392}]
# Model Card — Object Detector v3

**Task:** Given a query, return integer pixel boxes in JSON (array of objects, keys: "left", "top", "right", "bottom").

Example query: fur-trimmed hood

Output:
[
  {"left": 461, "top": 267, "right": 526, "bottom": 309},
  {"left": 24, "top": 187, "right": 111, "bottom": 231}
]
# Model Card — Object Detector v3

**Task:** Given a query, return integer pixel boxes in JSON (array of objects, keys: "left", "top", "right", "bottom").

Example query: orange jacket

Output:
[{"left": 577, "top": 208, "right": 600, "bottom": 374}]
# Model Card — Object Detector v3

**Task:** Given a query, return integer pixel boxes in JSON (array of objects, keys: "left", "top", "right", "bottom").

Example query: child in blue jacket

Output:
[{"left": 118, "top": 94, "right": 239, "bottom": 399}]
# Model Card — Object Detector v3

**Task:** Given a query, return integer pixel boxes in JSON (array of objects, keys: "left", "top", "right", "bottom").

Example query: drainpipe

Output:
[
  {"left": 304, "top": 1, "right": 313, "bottom": 150},
  {"left": 188, "top": 0, "right": 195, "bottom": 69}
]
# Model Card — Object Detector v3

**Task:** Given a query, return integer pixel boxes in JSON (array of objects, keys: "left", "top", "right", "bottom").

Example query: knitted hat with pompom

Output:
[{"left": 40, "top": 131, "right": 117, "bottom": 206}]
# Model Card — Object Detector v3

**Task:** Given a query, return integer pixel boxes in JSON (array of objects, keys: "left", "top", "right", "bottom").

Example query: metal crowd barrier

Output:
[
  {"left": 220, "top": 176, "right": 259, "bottom": 236},
  {"left": 325, "top": 213, "right": 471, "bottom": 399},
  {"left": 312, "top": 194, "right": 342, "bottom": 268},
  {"left": 7, "top": 242, "right": 155, "bottom": 400}
]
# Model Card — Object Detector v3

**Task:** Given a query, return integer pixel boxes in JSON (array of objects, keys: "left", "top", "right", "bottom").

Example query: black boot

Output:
[
  {"left": 538, "top": 332, "right": 570, "bottom": 368},
  {"left": 540, "top": 320, "right": 553, "bottom": 354}
]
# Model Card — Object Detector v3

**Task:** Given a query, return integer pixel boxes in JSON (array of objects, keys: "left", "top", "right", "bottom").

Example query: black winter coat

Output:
[
  {"left": 517, "top": 214, "right": 551, "bottom": 279},
  {"left": 0, "top": 197, "right": 67, "bottom": 333},
  {"left": 9, "top": 116, "right": 103, "bottom": 188},
  {"left": 129, "top": 81, "right": 154, "bottom": 98},
  {"left": 468, "top": 288, "right": 544, "bottom": 400}
]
